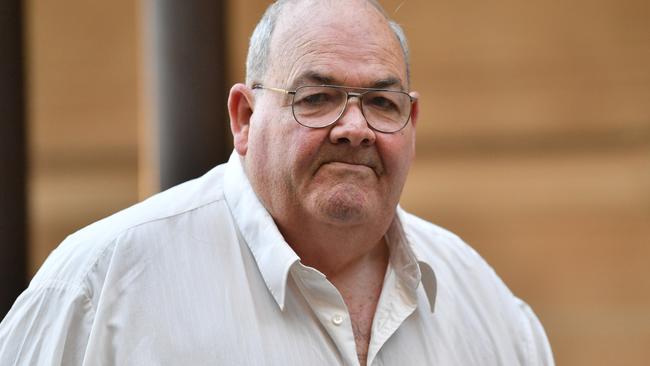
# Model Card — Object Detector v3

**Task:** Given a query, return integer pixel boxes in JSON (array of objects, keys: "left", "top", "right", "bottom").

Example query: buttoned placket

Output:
[
  {"left": 291, "top": 263, "right": 360, "bottom": 365},
  {"left": 291, "top": 256, "right": 422, "bottom": 366}
]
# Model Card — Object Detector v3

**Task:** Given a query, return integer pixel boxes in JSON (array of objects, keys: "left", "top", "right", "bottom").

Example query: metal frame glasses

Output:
[{"left": 252, "top": 84, "right": 416, "bottom": 133}]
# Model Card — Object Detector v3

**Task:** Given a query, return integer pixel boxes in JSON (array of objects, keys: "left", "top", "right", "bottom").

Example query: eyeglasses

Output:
[{"left": 252, "top": 84, "right": 416, "bottom": 133}]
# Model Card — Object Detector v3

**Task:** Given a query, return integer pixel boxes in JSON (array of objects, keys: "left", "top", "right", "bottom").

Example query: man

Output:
[{"left": 0, "top": 0, "right": 553, "bottom": 365}]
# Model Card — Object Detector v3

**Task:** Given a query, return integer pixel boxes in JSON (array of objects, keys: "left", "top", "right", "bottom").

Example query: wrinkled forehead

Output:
[{"left": 266, "top": 0, "right": 407, "bottom": 88}]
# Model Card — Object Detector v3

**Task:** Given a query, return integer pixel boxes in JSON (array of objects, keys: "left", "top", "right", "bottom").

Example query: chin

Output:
[{"left": 313, "top": 185, "right": 371, "bottom": 224}]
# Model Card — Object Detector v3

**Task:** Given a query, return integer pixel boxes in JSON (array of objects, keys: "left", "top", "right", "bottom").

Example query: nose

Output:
[{"left": 328, "top": 97, "right": 376, "bottom": 147}]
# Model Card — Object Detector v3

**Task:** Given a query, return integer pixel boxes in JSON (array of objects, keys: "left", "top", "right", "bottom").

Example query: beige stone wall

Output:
[
  {"left": 25, "top": 0, "right": 140, "bottom": 273},
  {"left": 26, "top": 0, "right": 649, "bottom": 364}
]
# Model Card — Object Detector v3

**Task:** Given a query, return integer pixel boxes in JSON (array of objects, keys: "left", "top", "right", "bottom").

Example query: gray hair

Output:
[{"left": 245, "top": 0, "right": 411, "bottom": 87}]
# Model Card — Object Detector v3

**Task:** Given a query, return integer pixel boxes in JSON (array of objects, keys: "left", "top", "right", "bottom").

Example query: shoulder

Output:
[
  {"left": 399, "top": 209, "right": 554, "bottom": 364},
  {"left": 0, "top": 164, "right": 232, "bottom": 363},
  {"left": 399, "top": 209, "right": 485, "bottom": 271},
  {"left": 399, "top": 208, "right": 517, "bottom": 317},
  {"left": 29, "top": 163, "right": 229, "bottom": 295}
]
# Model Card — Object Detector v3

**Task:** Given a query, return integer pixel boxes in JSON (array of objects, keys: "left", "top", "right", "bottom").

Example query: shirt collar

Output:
[
  {"left": 223, "top": 151, "right": 299, "bottom": 310},
  {"left": 391, "top": 207, "right": 437, "bottom": 313},
  {"left": 223, "top": 151, "right": 437, "bottom": 313}
]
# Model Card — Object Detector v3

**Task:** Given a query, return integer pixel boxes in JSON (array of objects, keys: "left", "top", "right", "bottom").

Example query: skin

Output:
[{"left": 228, "top": 1, "right": 419, "bottom": 364}]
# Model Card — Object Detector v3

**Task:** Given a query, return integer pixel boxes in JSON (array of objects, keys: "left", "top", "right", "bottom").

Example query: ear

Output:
[
  {"left": 228, "top": 83, "right": 255, "bottom": 156},
  {"left": 409, "top": 91, "right": 420, "bottom": 129},
  {"left": 408, "top": 91, "right": 420, "bottom": 159}
]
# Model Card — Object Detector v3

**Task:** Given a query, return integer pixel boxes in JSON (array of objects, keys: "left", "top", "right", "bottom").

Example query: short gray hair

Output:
[{"left": 245, "top": 0, "right": 411, "bottom": 87}]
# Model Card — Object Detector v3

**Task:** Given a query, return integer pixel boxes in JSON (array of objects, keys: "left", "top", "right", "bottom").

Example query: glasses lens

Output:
[
  {"left": 362, "top": 91, "right": 412, "bottom": 133},
  {"left": 292, "top": 86, "right": 346, "bottom": 128}
]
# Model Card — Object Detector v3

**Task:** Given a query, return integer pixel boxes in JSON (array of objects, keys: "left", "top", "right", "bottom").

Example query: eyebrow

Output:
[
  {"left": 372, "top": 78, "right": 402, "bottom": 90},
  {"left": 291, "top": 72, "right": 333, "bottom": 88},
  {"left": 291, "top": 71, "right": 404, "bottom": 90}
]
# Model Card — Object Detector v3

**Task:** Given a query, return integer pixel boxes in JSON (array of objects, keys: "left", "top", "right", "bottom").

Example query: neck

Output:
[
  {"left": 276, "top": 215, "right": 391, "bottom": 278},
  {"left": 279, "top": 215, "right": 391, "bottom": 366}
]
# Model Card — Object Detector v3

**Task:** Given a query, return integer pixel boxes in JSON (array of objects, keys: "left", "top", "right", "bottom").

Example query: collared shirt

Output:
[{"left": 0, "top": 152, "right": 553, "bottom": 365}]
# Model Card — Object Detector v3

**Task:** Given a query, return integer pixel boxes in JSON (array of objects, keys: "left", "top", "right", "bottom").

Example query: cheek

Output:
[
  {"left": 379, "top": 134, "right": 415, "bottom": 180},
  {"left": 246, "top": 115, "right": 285, "bottom": 185},
  {"left": 248, "top": 113, "right": 321, "bottom": 185},
  {"left": 283, "top": 131, "right": 329, "bottom": 193},
  {"left": 248, "top": 106, "right": 292, "bottom": 158},
  {"left": 291, "top": 135, "right": 322, "bottom": 166}
]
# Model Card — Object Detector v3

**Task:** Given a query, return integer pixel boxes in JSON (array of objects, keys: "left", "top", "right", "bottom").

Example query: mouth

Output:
[
  {"left": 324, "top": 161, "right": 373, "bottom": 171},
  {"left": 319, "top": 160, "right": 381, "bottom": 177}
]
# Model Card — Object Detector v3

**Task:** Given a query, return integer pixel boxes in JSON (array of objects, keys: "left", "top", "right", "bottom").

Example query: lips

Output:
[
  {"left": 324, "top": 161, "right": 373, "bottom": 172},
  {"left": 318, "top": 157, "right": 382, "bottom": 176},
  {"left": 311, "top": 145, "right": 384, "bottom": 177}
]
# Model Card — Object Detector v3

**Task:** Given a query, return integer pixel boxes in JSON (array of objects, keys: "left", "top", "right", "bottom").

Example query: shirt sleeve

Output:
[
  {"left": 515, "top": 297, "right": 555, "bottom": 366},
  {"left": 0, "top": 281, "right": 95, "bottom": 365}
]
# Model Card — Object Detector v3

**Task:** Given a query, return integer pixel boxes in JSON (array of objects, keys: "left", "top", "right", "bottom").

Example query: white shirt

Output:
[{"left": 0, "top": 152, "right": 554, "bottom": 365}]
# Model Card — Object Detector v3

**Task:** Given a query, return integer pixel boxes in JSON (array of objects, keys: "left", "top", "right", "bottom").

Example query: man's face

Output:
[{"left": 242, "top": 1, "right": 418, "bottom": 231}]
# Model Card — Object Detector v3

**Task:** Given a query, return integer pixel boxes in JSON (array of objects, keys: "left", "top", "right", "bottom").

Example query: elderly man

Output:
[{"left": 0, "top": 0, "right": 553, "bottom": 365}]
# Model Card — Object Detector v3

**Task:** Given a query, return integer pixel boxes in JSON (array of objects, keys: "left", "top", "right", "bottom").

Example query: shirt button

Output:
[{"left": 332, "top": 314, "right": 344, "bottom": 326}]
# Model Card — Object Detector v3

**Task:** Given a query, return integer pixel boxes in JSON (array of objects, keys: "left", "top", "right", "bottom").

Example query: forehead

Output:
[{"left": 267, "top": 0, "right": 407, "bottom": 89}]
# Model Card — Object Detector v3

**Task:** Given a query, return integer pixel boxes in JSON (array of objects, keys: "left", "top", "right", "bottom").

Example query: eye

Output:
[
  {"left": 366, "top": 95, "right": 399, "bottom": 111},
  {"left": 301, "top": 92, "right": 330, "bottom": 105},
  {"left": 294, "top": 87, "right": 342, "bottom": 110}
]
